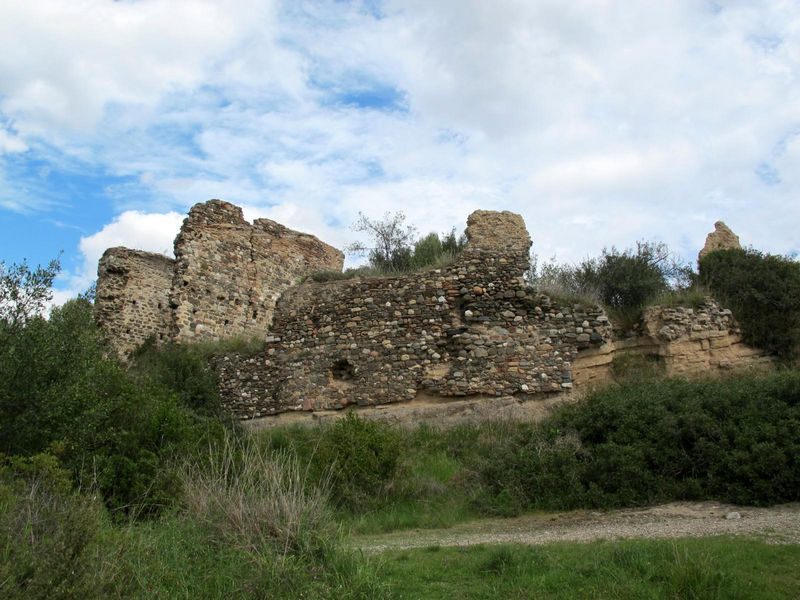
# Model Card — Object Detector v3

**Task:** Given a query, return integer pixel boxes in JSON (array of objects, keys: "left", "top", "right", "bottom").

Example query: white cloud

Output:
[
  {"left": 0, "top": 127, "right": 27, "bottom": 154},
  {"left": 54, "top": 210, "right": 184, "bottom": 300},
  {"left": 79, "top": 210, "right": 184, "bottom": 261},
  {"left": 4, "top": 0, "right": 800, "bottom": 299},
  {"left": 0, "top": 0, "right": 275, "bottom": 134}
]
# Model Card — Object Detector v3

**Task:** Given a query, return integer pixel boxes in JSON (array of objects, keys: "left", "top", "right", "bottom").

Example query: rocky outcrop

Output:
[
  {"left": 699, "top": 221, "right": 741, "bottom": 260},
  {"left": 571, "top": 299, "right": 770, "bottom": 391}
]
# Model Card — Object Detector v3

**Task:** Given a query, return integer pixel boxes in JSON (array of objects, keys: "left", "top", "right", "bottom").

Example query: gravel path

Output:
[{"left": 353, "top": 502, "right": 800, "bottom": 553}]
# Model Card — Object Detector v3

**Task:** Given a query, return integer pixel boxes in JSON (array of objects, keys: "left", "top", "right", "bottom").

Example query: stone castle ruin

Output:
[
  {"left": 95, "top": 200, "right": 344, "bottom": 355},
  {"left": 96, "top": 201, "right": 767, "bottom": 422}
]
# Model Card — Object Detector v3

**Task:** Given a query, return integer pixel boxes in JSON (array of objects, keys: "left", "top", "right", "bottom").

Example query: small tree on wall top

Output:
[
  {"left": 345, "top": 211, "right": 467, "bottom": 274},
  {"left": 345, "top": 211, "right": 418, "bottom": 272},
  {"left": 699, "top": 247, "right": 800, "bottom": 361}
]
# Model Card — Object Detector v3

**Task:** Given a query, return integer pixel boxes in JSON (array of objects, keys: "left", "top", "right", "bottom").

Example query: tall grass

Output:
[
  {"left": 178, "top": 432, "right": 333, "bottom": 558},
  {"left": 0, "top": 465, "right": 130, "bottom": 599}
]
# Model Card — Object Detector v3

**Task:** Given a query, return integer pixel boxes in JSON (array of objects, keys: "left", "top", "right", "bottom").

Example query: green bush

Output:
[
  {"left": 530, "top": 241, "right": 691, "bottom": 317},
  {"left": 0, "top": 460, "right": 129, "bottom": 599},
  {"left": 699, "top": 248, "right": 800, "bottom": 361},
  {"left": 0, "top": 296, "right": 224, "bottom": 518},
  {"left": 130, "top": 337, "right": 222, "bottom": 416},
  {"left": 346, "top": 212, "right": 466, "bottom": 275},
  {"left": 314, "top": 413, "right": 403, "bottom": 507},
  {"left": 471, "top": 371, "right": 800, "bottom": 512},
  {"left": 596, "top": 243, "right": 675, "bottom": 309}
]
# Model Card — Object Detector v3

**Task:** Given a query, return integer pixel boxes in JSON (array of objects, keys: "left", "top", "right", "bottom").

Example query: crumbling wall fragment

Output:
[
  {"left": 169, "top": 200, "right": 344, "bottom": 342},
  {"left": 699, "top": 221, "right": 741, "bottom": 260},
  {"left": 94, "top": 248, "right": 174, "bottom": 356}
]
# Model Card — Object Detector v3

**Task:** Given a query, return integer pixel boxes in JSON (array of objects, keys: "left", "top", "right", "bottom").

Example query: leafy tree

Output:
[
  {"left": 595, "top": 241, "right": 688, "bottom": 309},
  {"left": 0, "top": 256, "right": 61, "bottom": 331},
  {"left": 699, "top": 248, "right": 800, "bottom": 361},
  {"left": 410, "top": 227, "right": 467, "bottom": 270},
  {"left": 346, "top": 211, "right": 418, "bottom": 272},
  {"left": 0, "top": 257, "right": 223, "bottom": 517},
  {"left": 346, "top": 212, "right": 466, "bottom": 273},
  {"left": 440, "top": 227, "right": 468, "bottom": 256},
  {"left": 529, "top": 241, "right": 690, "bottom": 311}
]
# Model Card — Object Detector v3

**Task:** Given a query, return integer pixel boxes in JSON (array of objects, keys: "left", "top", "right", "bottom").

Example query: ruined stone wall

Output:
[
  {"left": 95, "top": 200, "right": 344, "bottom": 355},
  {"left": 95, "top": 248, "right": 175, "bottom": 356},
  {"left": 170, "top": 200, "right": 344, "bottom": 342},
  {"left": 94, "top": 203, "right": 770, "bottom": 423},
  {"left": 572, "top": 299, "right": 771, "bottom": 390},
  {"left": 213, "top": 211, "right": 613, "bottom": 419}
]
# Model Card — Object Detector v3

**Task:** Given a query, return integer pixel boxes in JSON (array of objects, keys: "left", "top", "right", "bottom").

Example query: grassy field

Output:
[{"left": 378, "top": 537, "right": 800, "bottom": 600}]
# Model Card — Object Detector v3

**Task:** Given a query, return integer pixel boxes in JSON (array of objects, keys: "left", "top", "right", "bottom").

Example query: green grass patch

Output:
[
  {"left": 0, "top": 431, "right": 388, "bottom": 600},
  {"left": 379, "top": 537, "right": 800, "bottom": 599},
  {"left": 651, "top": 285, "right": 710, "bottom": 309}
]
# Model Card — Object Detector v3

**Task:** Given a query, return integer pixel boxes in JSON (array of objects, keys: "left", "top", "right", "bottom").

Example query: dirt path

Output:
[{"left": 353, "top": 502, "right": 800, "bottom": 552}]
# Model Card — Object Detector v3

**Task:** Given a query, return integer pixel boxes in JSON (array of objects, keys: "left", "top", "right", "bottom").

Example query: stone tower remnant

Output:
[
  {"left": 698, "top": 221, "right": 741, "bottom": 260},
  {"left": 95, "top": 248, "right": 175, "bottom": 354},
  {"left": 169, "top": 200, "right": 344, "bottom": 343},
  {"left": 95, "top": 199, "right": 344, "bottom": 356}
]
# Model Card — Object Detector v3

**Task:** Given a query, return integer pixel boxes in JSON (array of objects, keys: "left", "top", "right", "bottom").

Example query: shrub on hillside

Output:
[
  {"left": 471, "top": 372, "right": 800, "bottom": 512},
  {"left": 0, "top": 295, "right": 224, "bottom": 518},
  {"left": 699, "top": 248, "right": 800, "bottom": 361},
  {"left": 530, "top": 241, "right": 691, "bottom": 318},
  {"left": 0, "top": 456, "right": 129, "bottom": 599},
  {"left": 130, "top": 337, "right": 222, "bottom": 416},
  {"left": 314, "top": 413, "right": 403, "bottom": 507}
]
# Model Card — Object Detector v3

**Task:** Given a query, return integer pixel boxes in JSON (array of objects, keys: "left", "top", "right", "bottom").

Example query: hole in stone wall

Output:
[
  {"left": 224, "top": 319, "right": 230, "bottom": 325},
  {"left": 252, "top": 311, "right": 258, "bottom": 320},
  {"left": 330, "top": 359, "right": 356, "bottom": 381}
]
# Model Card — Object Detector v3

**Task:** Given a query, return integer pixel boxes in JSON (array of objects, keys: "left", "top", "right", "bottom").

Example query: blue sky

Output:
[{"left": 1, "top": 0, "right": 798, "bottom": 304}]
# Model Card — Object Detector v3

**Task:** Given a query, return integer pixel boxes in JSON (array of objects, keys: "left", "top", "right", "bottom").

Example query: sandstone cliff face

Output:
[
  {"left": 699, "top": 221, "right": 741, "bottom": 260},
  {"left": 571, "top": 299, "right": 770, "bottom": 391}
]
